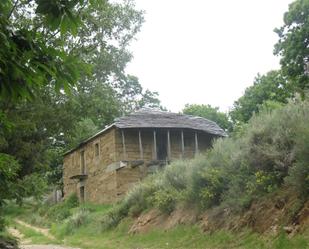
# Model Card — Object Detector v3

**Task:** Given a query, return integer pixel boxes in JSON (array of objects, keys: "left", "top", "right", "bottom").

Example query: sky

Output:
[{"left": 126, "top": 0, "right": 294, "bottom": 113}]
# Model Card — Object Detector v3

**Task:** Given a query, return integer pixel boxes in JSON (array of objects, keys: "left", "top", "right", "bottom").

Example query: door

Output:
[{"left": 156, "top": 130, "right": 167, "bottom": 160}]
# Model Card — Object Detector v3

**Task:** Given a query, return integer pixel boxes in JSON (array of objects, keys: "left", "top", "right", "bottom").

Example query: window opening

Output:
[{"left": 95, "top": 143, "right": 99, "bottom": 157}]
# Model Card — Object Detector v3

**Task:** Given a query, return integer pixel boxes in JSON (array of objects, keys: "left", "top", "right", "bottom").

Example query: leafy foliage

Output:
[
  {"left": 0, "top": 0, "right": 162, "bottom": 212},
  {"left": 0, "top": 153, "right": 20, "bottom": 231},
  {"left": 183, "top": 104, "right": 231, "bottom": 131},
  {"left": 0, "top": 0, "right": 90, "bottom": 100},
  {"left": 0, "top": 154, "right": 20, "bottom": 206},
  {"left": 117, "top": 75, "right": 162, "bottom": 113},
  {"left": 46, "top": 194, "right": 79, "bottom": 222},
  {"left": 230, "top": 70, "right": 293, "bottom": 124},
  {"left": 68, "top": 118, "right": 99, "bottom": 148},
  {"left": 274, "top": 0, "right": 309, "bottom": 92}
]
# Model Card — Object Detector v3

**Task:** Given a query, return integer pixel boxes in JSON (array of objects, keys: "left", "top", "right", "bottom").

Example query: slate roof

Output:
[
  {"left": 114, "top": 108, "right": 226, "bottom": 136},
  {"left": 63, "top": 108, "right": 226, "bottom": 156}
]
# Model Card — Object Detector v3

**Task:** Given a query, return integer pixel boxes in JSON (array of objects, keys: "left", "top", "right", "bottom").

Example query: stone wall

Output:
[{"left": 63, "top": 127, "right": 118, "bottom": 203}]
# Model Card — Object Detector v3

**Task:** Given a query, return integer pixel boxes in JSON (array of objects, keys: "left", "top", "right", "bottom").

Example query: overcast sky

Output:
[{"left": 126, "top": 0, "right": 293, "bottom": 113}]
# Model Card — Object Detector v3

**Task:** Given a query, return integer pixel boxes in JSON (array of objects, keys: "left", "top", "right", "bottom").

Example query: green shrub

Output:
[
  {"left": 28, "top": 213, "right": 49, "bottom": 227},
  {"left": 194, "top": 167, "right": 227, "bottom": 208},
  {"left": 151, "top": 189, "right": 177, "bottom": 214},
  {"left": 101, "top": 203, "right": 128, "bottom": 231},
  {"left": 163, "top": 160, "right": 190, "bottom": 190},
  {"left": 128, "top": 204, "right": 144, "bottom": 217},
  {"left": 285, "top": 120, "right": 309, "bottom": 198},
  {"left": 46, "top": 193, "right": 79, "bottom": 221},
  {"left": 64, "top": 193, "right": 79, "bottom": 208},
  {"left": 63, "top": 207, "right": 90, "bottom": 235}
]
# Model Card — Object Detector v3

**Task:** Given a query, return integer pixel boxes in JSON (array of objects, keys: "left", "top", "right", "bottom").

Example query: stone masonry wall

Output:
[{"left": 63, "top": 127, "right": 118, "bottom": 203}]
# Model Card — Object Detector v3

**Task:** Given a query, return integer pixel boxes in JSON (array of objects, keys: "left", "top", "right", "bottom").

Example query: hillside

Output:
[
  {"left": 3, "top": 97, "right": 309, "bottom": 249},
  {"left": 100, "top": 97, "right": 309, "bottom": 233}
]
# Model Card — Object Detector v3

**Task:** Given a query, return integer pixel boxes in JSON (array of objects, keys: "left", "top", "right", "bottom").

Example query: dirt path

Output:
[
  {"left": 9, "top": 220, "right": 80, "bottom": 249},
  {"left": 7, "top": 227, "right": 31, "bottom": 244},
  {"left": 15, "top": 219, "right": 55, "bottom": 240}
]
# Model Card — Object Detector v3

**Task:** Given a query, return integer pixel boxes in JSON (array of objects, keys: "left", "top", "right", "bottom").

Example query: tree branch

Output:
[{"left": 7, "top": 0, "right": 19, "bottom": 19}]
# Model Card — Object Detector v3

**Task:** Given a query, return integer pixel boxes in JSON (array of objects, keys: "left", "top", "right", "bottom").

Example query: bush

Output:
[
  {"left": 46, "top": 193, "right": 79, "bottom": 221},
  {"left": 64, "top": 193, "right": 79, "bottom": 208},
  {"left": 101, "top": 174, "right": 164, "bottom": 230},
  {"left": 152, "top": 189, "right": 177, "bottom": 214},
  {"left": 101, "top": 203, "right": 128, "bottom": 231},
  {"left": 62, "top": 207, "right": 90, "bottom": 235},
  {"left": 29, "top": 213, "right": 49, "bottom": 227},
  {"left": 285, "top": 120, "right": 309, "bottom": 198}
]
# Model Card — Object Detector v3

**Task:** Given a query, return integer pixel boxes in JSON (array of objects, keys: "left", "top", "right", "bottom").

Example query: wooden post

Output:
[
  {"left": 80, "top": 150, "right": 85, "bottom": 174},
  {"left": 139, "top": 130, "right": 143, "bottom": 159},
  {"left": 167, "top": 130, "right": 171, "bottom": 160},
  {"left": 195, "top": 132, "right": 199, "bottom": 155},
  {"left": 181, "top": 130, "right": 185, "bottom": 158},
  {"left": 121, "top": 129, "right": 127, "bottom": 160},
  {"left": 153, "top": 130, "right": 157, "bottom": 160}
]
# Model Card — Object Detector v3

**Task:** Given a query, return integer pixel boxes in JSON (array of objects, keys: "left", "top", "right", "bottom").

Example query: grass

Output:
[
  {"left": 54, "top": 222, "right": 309, "bottom": 249},
  {"left": 3, "top": 201, "right": 309, "bottom": 249},
  {"left": 13, "top": 222, "right": 58, "bottom": 245}
]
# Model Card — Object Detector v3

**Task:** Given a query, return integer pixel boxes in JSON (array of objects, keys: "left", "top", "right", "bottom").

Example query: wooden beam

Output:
[
  {"left": 195, "top": 132, "right": 199, "bottom": 155},
  {"left": 80, "top": 150, "right": 85, "bottom": 174},
  {"left": 139, "top": 130, "right": 143, "bottom": 159},
  {"left": 153, "top": 130, "right": 157, "bottom": 160},
  {"left": 121, "top": 129, "right": 127, "bottom": 160},
  {"left": 167, "top": 130, "right": 171, "bottom": 160},
  {"left": 181, "top": 130, "right": 185, "bottom": 158}
]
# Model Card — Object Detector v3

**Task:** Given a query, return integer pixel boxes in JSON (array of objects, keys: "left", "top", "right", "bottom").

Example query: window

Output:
[
  {"left": 95, "top": 143, "right": 99, "bottom": 157},
  {"left": 80, "top": 150, "right": 85, "bottom": 174}
]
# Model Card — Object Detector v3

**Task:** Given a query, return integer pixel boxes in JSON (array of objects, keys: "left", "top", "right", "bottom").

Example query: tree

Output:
[
  {"left": 0, "top": 0, "right": 91, "bottom": 100},
  {"left": 0, "top": 154, "right": 19, "bottom": 230},
  {"left": 0, "top": 0, "right": 150, "bottom": 212},
  {"left": 0, "top": 0, "right": 145, "bottom": 100},
  {"left": 274, "top": 0, "right": 309, "bottom": 92},
  {"left": 116, "top": 75, "right": 162, "bottom": 114},
  {"left": 229, "top": 70, "right": 293, "bottom": 124},
  {"left": 182, "top": 104, "right": 231, "bottom": 131}
]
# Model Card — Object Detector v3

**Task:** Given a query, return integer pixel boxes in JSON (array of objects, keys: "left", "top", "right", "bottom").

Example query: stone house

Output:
[{"left": 63, "top": 108, "right": 226, "bottom": 203}]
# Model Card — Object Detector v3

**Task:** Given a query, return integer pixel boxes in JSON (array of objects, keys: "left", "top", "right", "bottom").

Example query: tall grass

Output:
[{"left": 102, "top": 98, "right": 309, "bottom": 228}]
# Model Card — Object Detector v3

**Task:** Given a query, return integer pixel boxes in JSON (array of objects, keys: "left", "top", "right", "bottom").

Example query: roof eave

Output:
[{"left": 62, "top": 123, "right": 116, "bottom": 156}]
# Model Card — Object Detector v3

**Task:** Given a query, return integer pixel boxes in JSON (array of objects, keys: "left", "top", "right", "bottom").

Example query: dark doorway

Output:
[
  {"left": 80, "top": 186, "right": 85, "bottom": 202},
  {"left": 156, "top": 130, "right": 167, "bottom": 160}
]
